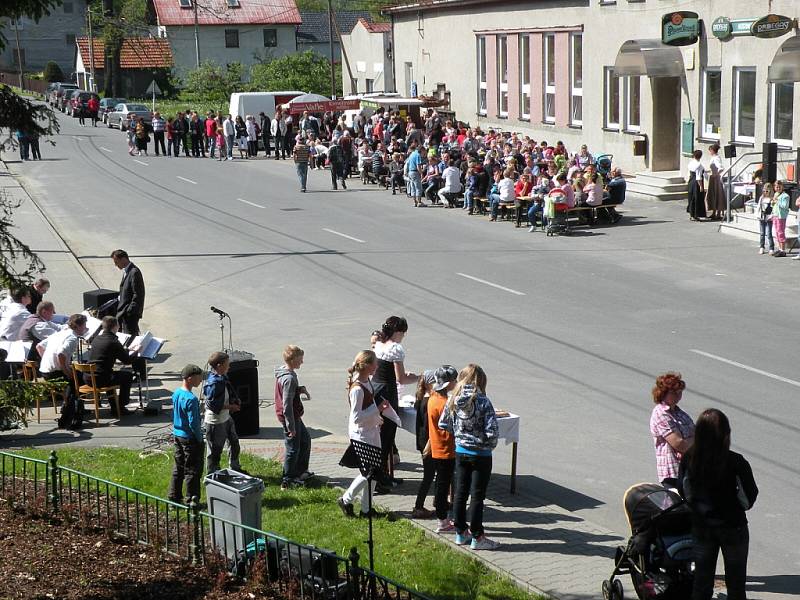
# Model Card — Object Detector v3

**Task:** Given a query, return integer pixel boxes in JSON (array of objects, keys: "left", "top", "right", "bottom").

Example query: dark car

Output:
[
  {"left": 48, "top": 82, "right": 77, "bottom": 109},
  {"left": 69, "top": 90, "right": 100, "bottom": 118},
  {"left": 98, "top": 97, "right": 126, "bottom": 124},
  {"left": 106, "top": 103, "right": 152, "bottom": 131}
]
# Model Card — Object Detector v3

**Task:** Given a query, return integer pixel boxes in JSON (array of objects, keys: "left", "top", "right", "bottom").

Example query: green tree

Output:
[
  {"left": 42, "top": 61, "right": 65, "bottom": 82},
  {"left": 250, "top": 51, "right": 341, "bottom": 97},
  {"left": 182, "top": 60, "right": 244, "bottom": 105}
]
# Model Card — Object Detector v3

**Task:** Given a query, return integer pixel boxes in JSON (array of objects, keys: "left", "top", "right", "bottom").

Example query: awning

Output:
[
  {"left": 613, "top": 39, "right": 684, "bottom": 77},
  {"left": 768, "top": 35, "right": 800, "bottom": 83}
]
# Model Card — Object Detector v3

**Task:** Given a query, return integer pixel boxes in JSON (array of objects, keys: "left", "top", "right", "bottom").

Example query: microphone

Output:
[{"left": 210, "top": 306, "right": 228, "bottom": 317}]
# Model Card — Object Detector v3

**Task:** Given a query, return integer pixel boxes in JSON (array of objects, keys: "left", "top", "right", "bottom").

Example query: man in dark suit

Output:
[
  {"left": 111, "top": 249, "right": 145, "bottom": 335},
  {"left": 87, "top": 316, "right": 143, "bottom": 415}
]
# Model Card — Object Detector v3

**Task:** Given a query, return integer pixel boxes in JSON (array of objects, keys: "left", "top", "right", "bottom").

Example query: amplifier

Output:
[{"left": 228, "top": 355, "right": 260, "bottom": 437}]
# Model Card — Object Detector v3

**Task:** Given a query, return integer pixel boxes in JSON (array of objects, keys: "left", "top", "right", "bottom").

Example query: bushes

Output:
[
  {"left": 182, "top": 61, "right": 245, "bottom": 106},
  {"left": 249, "top": 50, "right": 339, "bottom": 96},
  {"left": 42, "top": 61, "right": 64, "bottom": 83}
]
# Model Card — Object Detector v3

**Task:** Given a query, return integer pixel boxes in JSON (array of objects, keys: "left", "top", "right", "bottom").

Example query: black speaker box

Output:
[
  {"left": 763, "top": 143, "right": 778, "bottom": 183},
  {"left": 723, "top": 144, "right": 736, "bottom": 159},
  {"left": 83, "top": 288, "right": 118, "bottom": 316},
  {"left": 228, "top": 358, "right": 260, "bottom": 436}
]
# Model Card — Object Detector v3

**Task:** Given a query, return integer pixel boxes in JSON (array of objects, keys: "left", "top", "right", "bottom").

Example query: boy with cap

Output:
[
  {"left": 428, "top": 365, "right": 458, "bottom": 532},
  {"left": 168, "top": 364, "right": 204, "bottom": 504}
]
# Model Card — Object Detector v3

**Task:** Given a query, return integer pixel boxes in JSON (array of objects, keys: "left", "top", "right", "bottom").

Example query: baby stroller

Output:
[
  {"left": 602, "top": 483, "right": 694, "bottom": 600},
  {"left": 544, "top": 188, "right": 570, "bottom": 236},
  {"left": 596, "top": 154, "right": 613, "bottom": 179}
]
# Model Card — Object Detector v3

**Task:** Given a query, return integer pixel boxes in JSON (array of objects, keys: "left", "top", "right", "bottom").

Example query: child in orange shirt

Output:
[{"left": 427, "top": 366, "right": 458, "bottom": 532}]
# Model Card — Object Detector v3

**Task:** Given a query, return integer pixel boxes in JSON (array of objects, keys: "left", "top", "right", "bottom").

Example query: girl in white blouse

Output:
[{"left": 686, "top": 150, "right": 706, "bottom": 221}]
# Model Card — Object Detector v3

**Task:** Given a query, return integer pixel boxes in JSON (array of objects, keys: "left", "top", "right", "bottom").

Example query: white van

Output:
[{"left": 228, "top": 91, "right": 305, "bottom": 119}]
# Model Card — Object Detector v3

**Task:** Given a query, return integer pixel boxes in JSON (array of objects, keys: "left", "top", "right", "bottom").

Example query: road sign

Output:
[{"left": 145, "top": 80, "right": 161, "bottom": 96}]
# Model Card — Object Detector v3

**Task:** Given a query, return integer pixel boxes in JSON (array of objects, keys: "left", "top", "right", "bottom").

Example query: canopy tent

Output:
[
  {"left": 768, "top": 35, "right": 800, "bottom": 83},
  {"left": 287, "top": 93, "right": 330, "bottom": 104},
  {"left": 613, "top": 39, "right": 684, "bottom": 77}
]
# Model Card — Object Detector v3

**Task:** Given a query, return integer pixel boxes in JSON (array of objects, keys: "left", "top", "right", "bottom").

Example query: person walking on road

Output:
[
  {"left": 678, "top": 409, "right": 757, "bottom": 600},
  {"left": 152, "top": 112, "right": 166, "bottom": 156},
  {"left": 327, "top": 138, "right": 347, "bottom": 190},
  {"left": 223, "top": 114, "right": 235, "bottom": 161},
  {"left": 438, "top": 364, "right": 500, "bottom": 551},
  {"left": 87, "top": 95, "right": 99, "bottom": 127},
  {"left": 293, "top": 136, "right": 310, "bottom": 192},
  {"left": 649, "top": 372, "right": 694, "bottom": 488}
]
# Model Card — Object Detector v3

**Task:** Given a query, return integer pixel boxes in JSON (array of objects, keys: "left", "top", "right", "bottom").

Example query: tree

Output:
[
  {"left": 0, "top": 191, "right": 46, "bottom": 291},
  {"left": 183, "top": 60, "right": 244, "bottom": 105},
  {"left": 42, "top": 61, "right": 65, "bottom": 82},
  {"left": 250, "top": 51, "right": 341, "bottom": 97}
]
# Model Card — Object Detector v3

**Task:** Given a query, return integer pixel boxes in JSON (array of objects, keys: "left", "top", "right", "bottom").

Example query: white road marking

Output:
[
  {"left": 133, "top": 159, "right": 149, "bottom": 166},
  {"left": 456, "top": 272, "right": 526, "bottom": 296},
  {"left": 237, "top": 198, "right": 265, "bottom": 209},
  {"left": 177, "top": 176, "right": 197, "bottom": 185},
  {"left": 99, "top": 147, "right": 113, "bottom": 153},
  {"left": 322, "top": 228, "right": 366, "bottom": 243},
  {"left": 690, "top": 349, "right": 800, "bottom": 389}
]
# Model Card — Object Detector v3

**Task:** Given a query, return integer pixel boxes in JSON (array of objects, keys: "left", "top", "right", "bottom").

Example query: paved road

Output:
[{"left": 7, "top": 113, "right": 800, "bottom": 597}]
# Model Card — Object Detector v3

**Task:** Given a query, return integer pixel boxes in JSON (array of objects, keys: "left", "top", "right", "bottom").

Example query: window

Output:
[
  {"left": 701, "top": 69, "right": 721, "bottom": 139},
  {"left": 225, "top": 29, "right": 239, "bottom": 48},
  {"left": 65, "top": 33, "right": 76, "bottom": 46},
  {"left": 179, "top": 0, "right": 192, "bottom": 8},
  {"left": 498, "top": 36, "right": 508, "bottom": 117},
  {"left": 63, "top": 2, "right": 73, "bottom": 13},
  {"left": 604, "top": 67, "right": 620, "bottom": 129},
  {"left": 570, "top": 33, "right": 582, "bottom": 126},
  {"left": 543, "top": 34, "right": 555, "bottom": 123},
  {"left": 477, "top": 37, "right": 487, "bottom": 116},
  {"left": 771, "top": 82, "right": 794, "bottom": 147},
  {"left": 226, "top": 0, "right": 240, "bottom": 6},
  {"left": 520, "top": 34, "right": 530, "bottom": 120},
  {"left": 734, "top": 68, "right": 756, "bottom": 143},
  {"left": 366, "top": 78, "right": 374, "bottom": 93},
  {"left": 263, "top": 28, "right": 277, "bottom": 47},
  {"left": 625, "top": 76, "right": 640, "bottom": 131}
]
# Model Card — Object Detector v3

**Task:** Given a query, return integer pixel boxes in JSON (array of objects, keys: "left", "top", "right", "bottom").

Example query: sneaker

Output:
[
  {"left": 528, "top": 226, "right": 536, "bottom": 232},
  {"left": 470, "top": 535, "right": 500, "bottom": 551},
  {"left": 774, "top": 251, "right": 786, "bottom": 257},
  {"left": 792, "top": 255, "right": 800, "bottom": 261},
  {"left": 769, "top": 249, "right": 775, "bottom": 256},
  {"left": 411, "top": 507, "right": 435, "bottom": 519},
  {"left": 341, "top": 181, "right": 347, "bottom": 189},
  {"left": 759, "top": 248, "right": 765, "bottom": 255},
  {"left": 454, "top": 531, "right": 472, "bottom": 546},
  {"left": 436, "top": 519, "right": 455, "bottom": 533},
  {"left": 297, "top": 471, "right": 314, "bottom": 481},
  {"left": 337, "top": 497, "right": 355, "bottom": 517}
]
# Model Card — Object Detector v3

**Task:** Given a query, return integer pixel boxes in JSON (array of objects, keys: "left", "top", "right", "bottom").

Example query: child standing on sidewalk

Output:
[
  {"left": 203, "top": 352, "right": 246, "bottom": 475},
  {"left": 773, "top": 181, "right": 790, "bottom": 257},
  {"left": 427, "top": 366, "right": 459, "bottom": 533},
  {"left": 168, "top": 364, "right": 204, "bottom": 504},
  {"left": 758, "top": 183, "right": 775, "bottom": 256},
  {"left": 275, "top": 345, "right": 313, "bottom": 489},
  {"left": 438, "top": 364, "right": 499, "bottom": 550}
]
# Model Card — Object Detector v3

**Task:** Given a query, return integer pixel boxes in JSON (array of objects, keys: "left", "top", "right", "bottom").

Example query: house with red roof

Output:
[
  {"left": 150, "top": 0, "right": 301, "bottom": 77},
  {"left": 341, "top": 18, "right": 394, "bottom": 95}
]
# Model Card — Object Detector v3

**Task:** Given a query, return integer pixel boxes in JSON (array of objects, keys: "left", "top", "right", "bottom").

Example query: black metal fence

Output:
[{"left": 0, "top": 450, "right": 431, "bottom": 600}]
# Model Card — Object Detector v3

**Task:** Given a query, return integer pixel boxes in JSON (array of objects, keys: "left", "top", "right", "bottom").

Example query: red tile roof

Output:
[
  {"left": 152, "top": 0, "right": 301, "bottom": 27},
  {"left": 357, "top": 18, "right": 390, "bottom": 34},
  {"left": 76, "top": 37, "right": 174, "bottom": 70}
]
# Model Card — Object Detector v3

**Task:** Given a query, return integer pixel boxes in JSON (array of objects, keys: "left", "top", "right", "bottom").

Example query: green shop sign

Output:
[
  {"left": 751, "top": 14, "right": 793, "bottom": 39},
  {"left": 711, "top": 17, "right": 731, "bottom": 39},
  {"left": 662, "top": 11, "right": 700, "bottom": 46},
  {"left": 730, "top": 18, "right": 757, "bottom": 36}
]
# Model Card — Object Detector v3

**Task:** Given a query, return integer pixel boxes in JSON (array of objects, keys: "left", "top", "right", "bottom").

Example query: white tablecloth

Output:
[
  {"left": 733, "top": 183, "right": 756, "bottom": 196},
  {"left": 397, "top": 405, "right": 520, "bottom": 445}
]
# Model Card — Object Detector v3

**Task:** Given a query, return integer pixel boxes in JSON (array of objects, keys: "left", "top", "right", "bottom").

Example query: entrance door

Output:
[{"left": 650, "top": 76, "right": 681, "bottom": 171}]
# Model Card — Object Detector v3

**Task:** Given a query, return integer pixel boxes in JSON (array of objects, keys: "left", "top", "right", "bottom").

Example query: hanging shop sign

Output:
[
  {"left": 751, "top": 14, "right": 793, "bottom": 39},
  {"left": 711, "top": 16, "right": 732, "bottom": 39},
  {"left": 730, "top": 18, "right": 757, "bottom": 36},
  {"left": 662, "top": 11, "right": 700, "bottom": 46}
]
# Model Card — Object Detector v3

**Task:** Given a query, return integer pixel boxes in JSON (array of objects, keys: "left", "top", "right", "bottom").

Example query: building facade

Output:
[
  {"left": 151, "top": 0, "right": 300, "bottom": 79},
  {"left": 386, "top": 0, "right": 800, "bottom": 177},
  {"left": 341, "top": 19, "right": 393, "bottom": 95},
  {"left": 0, "top": 0, "right": 88, "bottom": 75},
  {"left": 296, "top": 10, "right": 372, "bottom": 62}
]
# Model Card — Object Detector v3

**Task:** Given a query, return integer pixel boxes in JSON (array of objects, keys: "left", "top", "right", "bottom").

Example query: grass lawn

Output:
[{"left": 11, "top": 448, "right": 543, "bottom": 600}]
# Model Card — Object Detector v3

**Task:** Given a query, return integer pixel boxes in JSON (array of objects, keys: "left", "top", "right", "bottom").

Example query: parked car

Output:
[
  {"left": 98, "top": 97, "right": 126, "bottom": 123},
  {"left": 106, "top": 103, "right": 153, "bottom": 131},
  {"left": 57, "top": 85, "right": 79, "bottom": 113},
  {"left": 69, "top": 90, "right": 100, "bottom": 118},
  {"left": 48, "top": 82, "right": 77, "bottom": 109}
]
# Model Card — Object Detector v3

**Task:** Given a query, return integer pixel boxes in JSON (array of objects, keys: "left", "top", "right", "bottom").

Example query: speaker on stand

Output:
[
  {"left": 763, "top": 142, "right": 778, "bottom": 184},
  {"left": 228, "top": 352, "right": 260, "bottom": 437}
]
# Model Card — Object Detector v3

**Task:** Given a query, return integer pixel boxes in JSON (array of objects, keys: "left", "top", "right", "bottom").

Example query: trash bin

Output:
[{"left": 204, "top": 469, "right": 265, "bottom": 559}]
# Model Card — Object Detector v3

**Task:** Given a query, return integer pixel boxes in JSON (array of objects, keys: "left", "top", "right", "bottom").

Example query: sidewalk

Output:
[{"left": 0, "top": 157, "right": 624, "bottom": 600}]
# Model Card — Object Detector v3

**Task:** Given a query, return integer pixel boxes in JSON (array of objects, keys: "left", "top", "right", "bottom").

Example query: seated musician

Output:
[
  {"left": 86, "top": 316, "right": 145, "bottom": 416},
  {"left": 0, "top": 287, "right": 32, "bottom": 341},
  {"left": 19, "top": 301, "right": 63, "bottom": 361}
]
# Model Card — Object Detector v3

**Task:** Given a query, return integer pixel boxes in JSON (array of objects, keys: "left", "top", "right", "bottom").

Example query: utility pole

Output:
[
  {"left": 13, "top": 14, "right": 24, "bottom": 89},
  {"left": 193, "top": 0, "right": 200, "bottom": 68},
  {"left": 87, "top": 7, "right": 97, "bottom": 92},
  {"left": 327, "top": 0, "right": 335, "bottom": 98}
]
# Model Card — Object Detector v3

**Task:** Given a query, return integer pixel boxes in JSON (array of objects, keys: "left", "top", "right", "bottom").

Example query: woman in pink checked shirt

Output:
[{"left": 649, "top": 372, "right": 694, "bottom": 488}]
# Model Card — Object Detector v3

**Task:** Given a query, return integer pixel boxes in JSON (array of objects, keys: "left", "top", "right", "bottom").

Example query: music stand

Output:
[{"left": 350, "top": 440, "right": 382, "bottom": 577}]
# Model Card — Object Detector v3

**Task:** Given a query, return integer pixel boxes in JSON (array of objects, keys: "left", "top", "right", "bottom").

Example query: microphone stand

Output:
[{"left": 214, "top": 310, "right": 233, "bottom": 352}]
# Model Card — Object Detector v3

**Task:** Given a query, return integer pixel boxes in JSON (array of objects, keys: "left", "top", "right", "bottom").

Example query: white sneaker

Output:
[
  {"left": 528, "top": 226, "right": 536, "bottom": 233},
  {"left": 759, "top": 248, "right": 765, "bottom": 255},
  {"left": 769, "top": 249, "right": 775, "bottom": 256},
  {"left": 792, "top": 255, "right": 800, "bottom": 261},
  {"left": 436, "top": 519, "right": 455, "bottom": 533},
  {"left": 470, "top": 535, "right": 500, "bottom": 551}
]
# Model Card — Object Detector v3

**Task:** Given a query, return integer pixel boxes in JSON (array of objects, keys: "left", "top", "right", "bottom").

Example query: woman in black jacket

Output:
[{"left": 678, "top": 409, "right": 757, "bottom": 600}]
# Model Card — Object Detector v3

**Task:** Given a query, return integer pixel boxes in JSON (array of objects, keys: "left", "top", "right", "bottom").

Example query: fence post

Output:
[
  {"left": 47, "top": 450, "right": 59, "bottom": 514},
  {"left": 188, "top": 495, "right": 201, "bottom": 564},
  {"left": 348, "top": 546, "right": 361, "bottom": 598}
]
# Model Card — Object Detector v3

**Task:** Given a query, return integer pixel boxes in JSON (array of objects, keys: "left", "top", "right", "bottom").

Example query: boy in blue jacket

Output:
[{"left": 168, "top": 364, "right": 204, "bottom": 504}]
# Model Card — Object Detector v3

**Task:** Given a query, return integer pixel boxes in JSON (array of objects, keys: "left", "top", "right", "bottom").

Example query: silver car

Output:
[{"left": 106, "top": 103, "right": 153, "bottom": 131}]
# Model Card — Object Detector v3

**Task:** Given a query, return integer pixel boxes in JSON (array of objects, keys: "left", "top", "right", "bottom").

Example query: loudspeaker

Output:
[
  {"left": 763, "top": 142, "right": 778, "bottom": 183},
  {"left": 228, "top": 358, "right": 259, "bottom": 436},
  {"left": 724, "top": 144, "right": 736, "bottom": 159},
  {"left": 83, "top": 288, "right": 118, "bottom": 316}
]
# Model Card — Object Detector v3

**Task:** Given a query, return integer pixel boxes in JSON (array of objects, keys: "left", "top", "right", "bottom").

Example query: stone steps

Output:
[
  {"left": 719, "top": 209, "right": 799, "bottom": 244},
  {"left": 626, "top": 170, "right": 687, "bottom": 202}
]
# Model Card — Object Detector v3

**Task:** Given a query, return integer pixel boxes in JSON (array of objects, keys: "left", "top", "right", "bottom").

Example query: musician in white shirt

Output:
[{"left": 0, "top": 288, "right": 32, "bottom": 341}]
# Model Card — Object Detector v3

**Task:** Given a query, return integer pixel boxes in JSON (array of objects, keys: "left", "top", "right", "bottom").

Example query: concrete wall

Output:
[
  {"left": 341, "top": 24, "right": 393, "bottom": 95},
  {"left": 0, "top": 2, "right": 87, "bottom": 75},
  {"left": 164, "top": 24, "right": 296, "bottom": 79},
  {"left": 297, "top": 39, "right": 341, "bottom": 62},
  {"left": 389, "top": 0, "right": 800, "bottom": 175}
]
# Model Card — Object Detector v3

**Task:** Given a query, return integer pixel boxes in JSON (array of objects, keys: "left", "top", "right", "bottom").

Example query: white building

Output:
[
  {"left": 341, "top": 18, "right": 393, "bottom": 95},
  {"left": 151, "top": 0, "right": 300, "bottom": 78}
]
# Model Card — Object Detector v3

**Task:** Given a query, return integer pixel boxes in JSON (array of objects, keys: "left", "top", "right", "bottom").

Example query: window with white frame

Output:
[
  {"left": 734, "top": 67, "right": 756, "bottom": 143},
  {"left": 543, "top": 34, "right": 555, "bottom": 123},
  {"left": 770, "top": 82, "right": 794, "bottom": 147},
  {"left": 520, "top": 34, "right": 530, "bottom": 120},
  {"left": 701, "top": 69, "right": 721, "bottom": 139},
  {"left": 625, "top": 76, "right": 640, "bottom": 131},
  {"left": 366, "top": 78, "right": 374, "bottom": 93},
  {"left": 604, "top": 67, "right": 620, "bottom": 129},
  {"left": 498, "top": 36, "right": 509, "bottom": 117},
  {"left": 570, "top": 33, "right": 582, "bottom": 126},
  {"left": 477, "top": 37, "right": 487, "bottom": 116}
]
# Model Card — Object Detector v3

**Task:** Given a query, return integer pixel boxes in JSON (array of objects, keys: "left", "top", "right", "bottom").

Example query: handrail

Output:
[{"left": 724, "top": 149, "right": 799, "bottom": 222}]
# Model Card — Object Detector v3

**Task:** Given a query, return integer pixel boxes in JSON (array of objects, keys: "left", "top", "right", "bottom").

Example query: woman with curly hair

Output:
[{"left": 649, "top": 372, "right": 694, "bottom": 487}]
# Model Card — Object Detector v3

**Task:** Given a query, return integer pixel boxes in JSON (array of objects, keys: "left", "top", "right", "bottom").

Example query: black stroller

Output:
[{"left": 602, "top": 483, "right": 694, "bottom": 600}]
